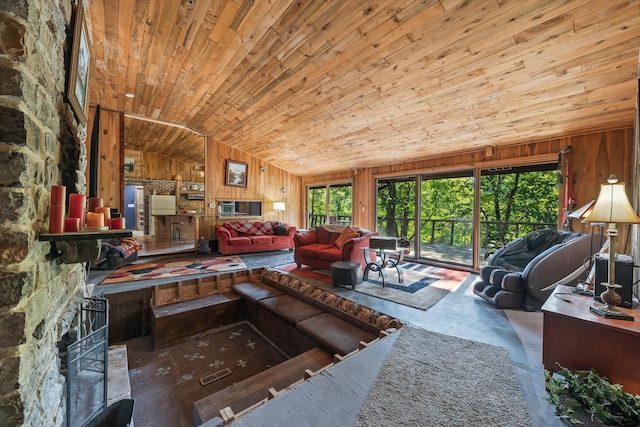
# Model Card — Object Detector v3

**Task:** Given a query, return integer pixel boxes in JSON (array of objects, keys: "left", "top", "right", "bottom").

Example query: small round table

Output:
[{"left": 331, "top": 261, "right": 363, "bottom": 289}]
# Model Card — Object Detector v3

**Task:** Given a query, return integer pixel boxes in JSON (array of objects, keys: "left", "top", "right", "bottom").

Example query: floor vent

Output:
[{"left": 200, "top": 368, "right": 232, "bottom": 386}]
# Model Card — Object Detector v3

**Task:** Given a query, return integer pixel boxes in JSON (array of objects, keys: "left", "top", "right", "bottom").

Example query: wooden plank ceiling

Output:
[{"left": 87, "top": 0, "right": 640, "bottom": 176}]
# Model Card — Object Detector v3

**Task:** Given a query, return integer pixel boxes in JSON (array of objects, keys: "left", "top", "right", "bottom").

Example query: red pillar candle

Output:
[
  {"left": 94, "top": 206, "right": 111, "bottom": 228},
  {"left": 86, "top": 212, "right": 104, "bottom": 227},
  {"left": 64, "top": 217, "right": 80, "bottom": 232},
  {"left": 68, "top": 193, "right": 86, "bottom": 228},
  {"left": 48, "top": 185, "right": 65, "bottom": 233},
  {"left": 109, "top": 217, "right": 125, "bottom": 229},
  {"left": 87, "top": 197, "right": 103, "bottom": 212}
]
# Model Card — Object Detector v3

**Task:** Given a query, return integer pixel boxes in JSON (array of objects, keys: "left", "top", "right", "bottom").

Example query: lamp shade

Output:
[
  {"left": 273, "top": 202, "right": 285, "bottom": 212},
  {"left": 584, "top": 179, "right": 640, "bottom": 225}
]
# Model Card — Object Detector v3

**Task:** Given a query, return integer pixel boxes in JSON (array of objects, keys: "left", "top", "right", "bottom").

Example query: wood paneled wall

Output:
[
  {"left": 87, "top": 103, "right": 634, "bottom": 244},
  {"left": 204, "top": 139, "right": 301, "bottom": 220},
  {"left": 87, "top": 107, "right": 302, "bottom": 238},
  {"left": 302, "top": 127, "right": 635, "bottom": 234},
  {"left": 86, "top": 106, "right": 124, "bottom": 210},
  {"left": 123, "top": 149, "right": 205, "bottom": 183}
]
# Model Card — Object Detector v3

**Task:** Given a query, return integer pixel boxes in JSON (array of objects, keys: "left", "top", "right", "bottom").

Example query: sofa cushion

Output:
[
  {"left": 296, "top": 243, "right": 331, "bottom": 259},
  {"left": 317, "top": 246, "right": 343, "bottom": 261},
  {"left": 273, "top": 224, "right": 287, "bottom": 235},
  {"left": 232, "top": 282, "right": 284, "bottom": 302},
  {"left": 223, "top": 223, "right": 241, "bottom": 237},
  {"left": 259, "top": 295, "right": 324, "bottom": 325},
  {"left": 296, "top": 313, "right": 377, "bottom": 356},
  {"left": 316, "top": 226, "right": 332, "bottom": 244},
  {"left": 251, "top": 235, "right": 272, "bottom": 245},
  {"left": 334, "top": 226, "right": 359, "bottom": 249},
  {"left": 227, "top": 236, "right": 252, "bottom": 246},
  {"left": 295, "top": 229, "right": 317, "bottom": 246}
]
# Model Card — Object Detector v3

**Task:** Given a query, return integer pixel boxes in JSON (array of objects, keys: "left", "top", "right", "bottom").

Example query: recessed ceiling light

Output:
[{"left": 125, "top": 93, "right": 135, "bottom": 98}]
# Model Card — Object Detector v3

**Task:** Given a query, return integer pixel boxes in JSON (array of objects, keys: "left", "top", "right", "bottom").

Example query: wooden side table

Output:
[{"left": 541, "top": 285, "right": 640, "bottom": 394}]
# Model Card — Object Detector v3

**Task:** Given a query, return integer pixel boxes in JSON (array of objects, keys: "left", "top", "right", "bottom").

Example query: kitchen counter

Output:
[{"left": 152, "top": 214, "right": 199, "bottom": 243}]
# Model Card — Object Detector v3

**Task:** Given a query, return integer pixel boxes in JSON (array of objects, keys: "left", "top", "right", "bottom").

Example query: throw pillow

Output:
[
  {"left": 334, "top": 226, "right": 359, "bottom": 249},
  {"left": 273, "top": 225, "right": 287, "bottom": 235}
]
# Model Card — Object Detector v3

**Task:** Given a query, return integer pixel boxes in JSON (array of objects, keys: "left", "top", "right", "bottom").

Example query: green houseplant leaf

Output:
[{"left": 545, "top": 367, "right": 640, "bottom": 426}]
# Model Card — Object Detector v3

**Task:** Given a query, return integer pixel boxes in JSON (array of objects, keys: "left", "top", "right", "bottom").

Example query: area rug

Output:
[
  {"left": 355, "top": 326, "right": 533, "bottom": 426},
  {"left": 100, "top": 256, "right": 247, "bottom": 284},
  {"left": 275, "top": 262, "right": 470, "bottom": 311}
]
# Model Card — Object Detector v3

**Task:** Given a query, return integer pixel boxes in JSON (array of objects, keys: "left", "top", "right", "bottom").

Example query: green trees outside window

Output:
[{"left": 376, "top": 164, "right": 558, "bottom": 267}]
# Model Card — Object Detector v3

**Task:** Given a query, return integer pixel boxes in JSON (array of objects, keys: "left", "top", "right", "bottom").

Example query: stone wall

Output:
[{"left": 0, "top": 1, "right": 87, "bottom": 426}]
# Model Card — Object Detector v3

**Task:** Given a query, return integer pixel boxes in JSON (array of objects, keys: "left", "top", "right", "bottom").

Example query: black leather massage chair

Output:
[{"left": 473, "top": 229, "right": 600, "bottom": 310}]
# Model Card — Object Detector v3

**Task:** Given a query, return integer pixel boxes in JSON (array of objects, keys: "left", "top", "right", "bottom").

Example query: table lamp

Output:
[
  {"left": 273, "top": 202, "right": 285, "bottom": 222},
  {"left": 583, "top": 175, "right": 639, "bottom": 320}
]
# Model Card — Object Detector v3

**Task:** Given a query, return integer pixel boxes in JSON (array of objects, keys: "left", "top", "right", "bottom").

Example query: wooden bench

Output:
[
  {"left": 193, "top": 347, "right": 333, "bottom": 426},
  {"left": 151, "top": 292, "right": 244, "bottom": 349}
]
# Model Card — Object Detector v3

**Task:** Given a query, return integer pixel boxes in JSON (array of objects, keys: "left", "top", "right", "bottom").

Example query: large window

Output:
[
  {"left": 374, "top": 163, "right": 559, "bottom": 268},
  {"left": 307, "top": 183, "right": 353, "bottom": 228},
  {"left": 420, "top": 171, "right": 475, "bottom": 265},
  {"left": 376, "top": 177, "right": 416, "bottom": 256},
  {"left": 479, "top": 164, "right": 559, "bottom": 261}
]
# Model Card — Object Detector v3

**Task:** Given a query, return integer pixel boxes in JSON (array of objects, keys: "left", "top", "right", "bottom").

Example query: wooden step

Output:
[
  {"left": 193, "top": 347, "right": 333, "bottom": 425},
  {"left": 151, "top": 292, "right": 244, "bottom": 349}
]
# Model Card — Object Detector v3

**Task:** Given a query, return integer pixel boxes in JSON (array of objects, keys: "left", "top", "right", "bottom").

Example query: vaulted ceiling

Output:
[{"left": 86, "top": 0, "right": 640, "bottom": 176}]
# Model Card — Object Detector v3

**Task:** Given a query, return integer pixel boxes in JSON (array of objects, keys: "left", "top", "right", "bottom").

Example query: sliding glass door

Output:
[
  {"left": 479, "top": 165, "right": 558, "bottom": 264},
  {"left": 374, "top": 163, "right": 558, "bottom": 268},
  {"left": 419, "top": 172, "right": 475, "bottom": 266},
  {"left": 376, "top": 177, "right": 417, "bottom": 256},
  {"left": 307, "top": 183, "right": 353, "bottom": 228}
]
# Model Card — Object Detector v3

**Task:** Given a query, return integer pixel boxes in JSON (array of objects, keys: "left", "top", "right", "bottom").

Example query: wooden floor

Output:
[
  {"left": 133, "top": 231, "right": 196, "bottom": 257},
  {"left": 127, "top": 322, "right": 288, "bottom": 427}
]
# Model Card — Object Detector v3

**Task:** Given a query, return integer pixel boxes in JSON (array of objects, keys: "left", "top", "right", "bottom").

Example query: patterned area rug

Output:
[
  {"left": 276, "top": 262, "right": 470, "bottom": 310},
  {"left": 100, "top": 256, "right": 247, "bottom": 284}
]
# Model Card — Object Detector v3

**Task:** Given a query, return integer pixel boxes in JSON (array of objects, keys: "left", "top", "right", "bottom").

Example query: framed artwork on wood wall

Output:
[
  {"left": 225, "top": 160, "right": 248, "bottom": 187},
  {"left": 68, "top": 0, "right": 91, "bottom": 125}
]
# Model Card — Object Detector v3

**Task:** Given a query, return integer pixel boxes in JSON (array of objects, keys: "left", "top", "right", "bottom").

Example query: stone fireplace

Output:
[{"left": 0, "top": 0, "right": 91, "bottom": 425}]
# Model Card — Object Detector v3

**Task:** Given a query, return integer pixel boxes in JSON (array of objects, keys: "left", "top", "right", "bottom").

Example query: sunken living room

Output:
[{"left": 2, "top": 1, "right": 640, "bottom": 427}]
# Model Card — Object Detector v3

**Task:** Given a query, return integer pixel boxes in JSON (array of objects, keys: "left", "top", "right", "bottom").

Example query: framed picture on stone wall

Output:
[{"left": 68, "top": 0, "right": 91, "bottom": 125}]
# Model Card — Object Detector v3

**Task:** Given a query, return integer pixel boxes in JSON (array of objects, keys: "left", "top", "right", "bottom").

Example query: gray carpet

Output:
[{"left": 355, "top": 326, "right": 533, "bottom": 427}]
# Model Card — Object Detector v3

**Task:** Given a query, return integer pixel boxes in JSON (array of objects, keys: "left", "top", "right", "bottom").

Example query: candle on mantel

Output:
[
  {"left": 86, "top": 212, "right": 104, "bottom": 227},
  {"left": 64, "top": 217, "right": 80, "bottom": 232},
  {"left": 109, "top": 217, "right": 125, "bottom": 229},
  {"left": 48, "top": 185, "right": 65, "bottom": 233},
  {"left": 87, "top": 197, "right": 103, "bottom": 213},
  {"left": 68, "top": 193, "right": 86, "bottom": 228},
  {"left": 95, "top": 206, "right": 111, "bottom": 227}
]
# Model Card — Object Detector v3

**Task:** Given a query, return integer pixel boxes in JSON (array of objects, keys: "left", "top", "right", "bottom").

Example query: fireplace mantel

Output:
[{"left": 39, "top": 230, "right": 132, "bottom": 264}]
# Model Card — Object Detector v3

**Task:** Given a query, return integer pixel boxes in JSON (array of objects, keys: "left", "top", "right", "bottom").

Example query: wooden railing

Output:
[
  {"left": 307, "top": 214, "right": 555, "bottom": 251},
  {"left": 308, "top": 214, "right": 352, "bottom": 228},
  {"left": 377, "top": 217, "right": 556, "bottom": 250}
]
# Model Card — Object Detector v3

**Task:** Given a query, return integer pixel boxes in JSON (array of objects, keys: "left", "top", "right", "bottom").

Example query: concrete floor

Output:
[
  {"left": 91, "top": 249, "right": 563, "bottom": 427},
  {"left": 324, "top": 274, "right": 563, "bottom": 427}
]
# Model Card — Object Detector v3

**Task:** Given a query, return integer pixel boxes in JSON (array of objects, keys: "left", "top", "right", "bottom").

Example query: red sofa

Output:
[
  {"left": 215, "top": 221, "right": 296, "bottom": 255},
  {"left": 293, "top": 225, "right": 378, "bottom": 270}
]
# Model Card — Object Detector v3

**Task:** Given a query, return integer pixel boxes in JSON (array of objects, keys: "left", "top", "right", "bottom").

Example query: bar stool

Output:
[{"left": 171, "top": 221, "right": 185, "bottom": 242}]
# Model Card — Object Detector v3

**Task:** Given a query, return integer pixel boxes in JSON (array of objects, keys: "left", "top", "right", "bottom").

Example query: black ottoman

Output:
[{"left": 331, "top": 261, "right": 363, "bottom": 289}]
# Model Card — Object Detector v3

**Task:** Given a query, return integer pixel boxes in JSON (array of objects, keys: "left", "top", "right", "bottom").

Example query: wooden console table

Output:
[{"left": 541, "top": 285, "right": 640, "bottom": 394}]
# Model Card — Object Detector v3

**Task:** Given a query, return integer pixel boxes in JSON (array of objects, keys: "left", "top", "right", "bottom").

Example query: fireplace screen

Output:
[{"left": 66, "top": 296, "right": 108, "bottom": 427}]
